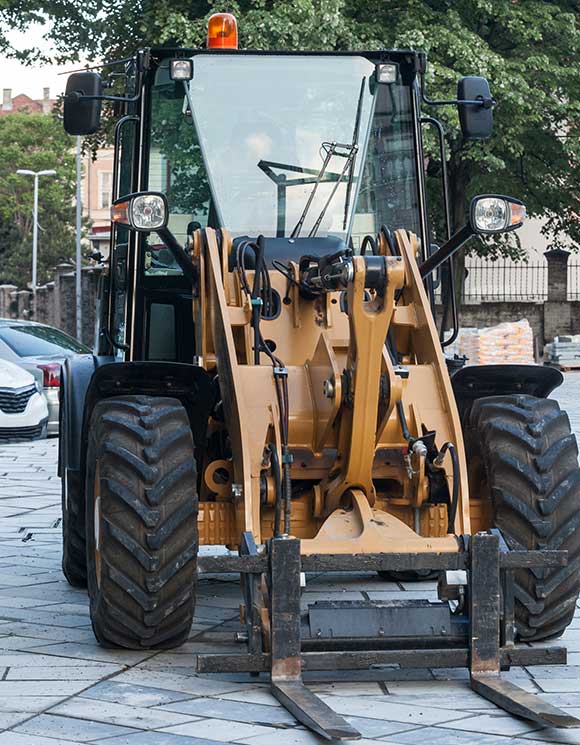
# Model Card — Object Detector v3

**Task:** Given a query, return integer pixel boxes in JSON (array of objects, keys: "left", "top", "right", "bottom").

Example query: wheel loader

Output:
[{"left": 60, "top": 13, "right": 580, "bottom": 739}]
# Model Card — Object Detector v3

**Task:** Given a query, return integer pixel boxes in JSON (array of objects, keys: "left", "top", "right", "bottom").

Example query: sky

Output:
[{"left": 0, "top": 23, "right": 75, "bottom": 100}]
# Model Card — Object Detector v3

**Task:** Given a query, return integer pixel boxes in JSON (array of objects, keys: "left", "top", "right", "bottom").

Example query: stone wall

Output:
[
  {"left": 455, "top": 302, "right": 545, "bottom": 342},
  {"left": 0, "top": 265, "right": 102, "bottom": 348}
]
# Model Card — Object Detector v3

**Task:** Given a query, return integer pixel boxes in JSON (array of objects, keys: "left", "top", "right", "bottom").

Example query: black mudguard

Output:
[
  {"left": 59, "top": 357, "right": 214, "bottom": 481},
  {"left": 451, "top": 363, "right": 563, "bottom": 419},
  {"left": 59, "top": 354, "right": 114, "bottom": 478}
]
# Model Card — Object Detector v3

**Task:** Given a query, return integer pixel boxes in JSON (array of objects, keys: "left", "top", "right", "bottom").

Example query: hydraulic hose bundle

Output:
[{"left": 237, "top": 236, "right": 292, "bottom": 536}]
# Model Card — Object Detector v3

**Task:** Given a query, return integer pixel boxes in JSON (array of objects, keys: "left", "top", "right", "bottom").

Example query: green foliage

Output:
[
  {"left": 0, "top": 113, "right": 77, "bottom": 286},
  {"left": 1, "top": 0, "right": 577, "bottom": 257}
]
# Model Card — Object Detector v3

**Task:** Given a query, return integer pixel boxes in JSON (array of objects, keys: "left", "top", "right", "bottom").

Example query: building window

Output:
[{"left": 98, "top": 171, "right": 113, "bottom": 210}]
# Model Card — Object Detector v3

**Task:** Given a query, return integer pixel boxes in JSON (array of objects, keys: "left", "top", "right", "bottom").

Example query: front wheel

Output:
[
  {"left": 85, "top": 395, "right": 199, "bottom": 649},
  {"left": 465, "top": 394, "right": 580, "bottom": 641}
]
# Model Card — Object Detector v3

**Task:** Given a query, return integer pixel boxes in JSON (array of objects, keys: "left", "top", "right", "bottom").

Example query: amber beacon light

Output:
[{"left": 207, "top": 13, "right": 238, "bottom": 49}]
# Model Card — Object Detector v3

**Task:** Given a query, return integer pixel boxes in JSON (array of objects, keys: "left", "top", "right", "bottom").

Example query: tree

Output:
[
  {"left": 0, "top": 112, "right": 77, "bottom": 287},
  {"left": 2, "top": 0, "right": 577, "bottom": 262}
]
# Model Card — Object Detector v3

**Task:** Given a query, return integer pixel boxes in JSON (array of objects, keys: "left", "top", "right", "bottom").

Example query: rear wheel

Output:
[
  {"left": 465, "top": 394, "right": 580, "bottom": 641},
  {"left": 85, "top": 395, "right": 198, "bottom": 649},
  {"left": 61, "top": 469, "right": 87, "bottom": 587}
]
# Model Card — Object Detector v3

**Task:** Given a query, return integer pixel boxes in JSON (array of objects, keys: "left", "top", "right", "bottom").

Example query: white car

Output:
[{"left": 0, "top": 359, "right": 48, "bottom": 442}]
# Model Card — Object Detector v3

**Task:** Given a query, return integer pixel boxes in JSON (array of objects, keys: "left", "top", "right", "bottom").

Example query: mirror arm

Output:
[
  {"left": 65, "top": 92, "right": 141, "bottom": 105},
  {"left": 156, "top": 226, "right": 197, "bottom": 285},
  {"left": 419, "top": 223, "right": 474, "bottom": 279},
  {"left": 419, "top": 72, "right": 494, "bottom": 108}
]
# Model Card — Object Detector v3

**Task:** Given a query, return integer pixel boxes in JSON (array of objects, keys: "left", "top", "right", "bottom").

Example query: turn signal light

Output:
[
  {"left": 207, "top": 13, "right": 238, "bottom": 49},
  {"left": 111, "top": 200, "right": 129, "bottom": 224},
  {"left": 510, "top": 203, "right": 526, "bottom": 227}
]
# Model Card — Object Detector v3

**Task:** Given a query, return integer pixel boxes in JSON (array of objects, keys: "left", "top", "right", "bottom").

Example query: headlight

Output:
[
  {"left": 470, "top": 195, "right": 526, "bottom": 234},
  {"left": 111, "top": 192, "right": 168, "bottom": 233},
  {"left": 170, "top": 59, "right": 193, "bottom": 81},
  {"left": 130, "top": 194, "right": 167, "bottom": 231}
]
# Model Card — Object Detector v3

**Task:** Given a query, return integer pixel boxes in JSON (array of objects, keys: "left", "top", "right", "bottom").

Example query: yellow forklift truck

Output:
[{"left": 59, "top": 13, "right": 580, "bottom": 739}]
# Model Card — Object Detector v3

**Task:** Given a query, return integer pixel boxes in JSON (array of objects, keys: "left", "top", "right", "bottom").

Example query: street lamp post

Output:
[
  {"left": 16, "top": 169, "right": 56, "bottom": 294},
  {"left": 75, "top": 137, "right": 82, "bottom": 342}
]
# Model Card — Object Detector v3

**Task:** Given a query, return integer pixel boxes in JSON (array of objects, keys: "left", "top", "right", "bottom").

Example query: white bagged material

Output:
[{"left": 458, "top": 319, "right": 535, "bottom": 366}]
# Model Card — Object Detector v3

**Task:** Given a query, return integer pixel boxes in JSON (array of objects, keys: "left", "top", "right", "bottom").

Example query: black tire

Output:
[
  {"left": 85, "top": 395, "right": 198, "bottom": 649},
  {"left": 464, "top": 394, "right": 580, "bottom": 641},
  {"left": 62, "top": 469, "right": 87, "bottom": 587}
]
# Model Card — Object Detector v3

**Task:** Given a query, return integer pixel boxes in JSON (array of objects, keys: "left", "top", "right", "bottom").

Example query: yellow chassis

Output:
[{"left": 191, "top": 227, "right": 484, "bottom": 554}]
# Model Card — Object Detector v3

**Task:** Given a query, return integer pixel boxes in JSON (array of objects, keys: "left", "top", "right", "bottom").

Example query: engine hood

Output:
[{"left": 0, "top": 358, "right": 35, "bottom": 389}]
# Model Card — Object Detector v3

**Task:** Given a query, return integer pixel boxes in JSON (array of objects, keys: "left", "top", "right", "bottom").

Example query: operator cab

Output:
[{"left": 63, "top": 17, "right": 494, "bottom": 365}]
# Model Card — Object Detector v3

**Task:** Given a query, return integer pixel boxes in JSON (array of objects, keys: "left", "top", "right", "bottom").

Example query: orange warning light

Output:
[{"left": 207, "top": 13, "right": 238, "bottom": 49}]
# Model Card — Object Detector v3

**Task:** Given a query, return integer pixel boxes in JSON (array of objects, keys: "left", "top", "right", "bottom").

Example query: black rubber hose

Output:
[
  {"left": 250, "top": 237, "right": 266, "bottom": 365},
  {"left": 396, "top": 400, "right": 413, "bottom": 444},
  {"left": 380, "top": 224, "right": 399, "bottom": 256},
  {"left": 282, "top": 445, "right": 292, "bottom": 535},
  {"left": 361, "top": 234, "right": 378, "bottom": 256},
  {"left": 268, "top": 443, "right": 282, "bottom": 537},
  {"left": 438, "top": 442, "right": 460, "bottom": 533}
]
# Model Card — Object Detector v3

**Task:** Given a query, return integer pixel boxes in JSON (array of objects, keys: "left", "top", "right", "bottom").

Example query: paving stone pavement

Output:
[{"left": 0, "top": 375, "right": 579, "bottom": 744}]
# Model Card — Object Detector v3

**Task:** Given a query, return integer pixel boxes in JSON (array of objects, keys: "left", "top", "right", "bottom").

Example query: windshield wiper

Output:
[
  {"left": 290, "top": 141, "right": 355, "bottom": 238},
  {"left": 297, "top": 76, "right": 366, "bottom": 238}
]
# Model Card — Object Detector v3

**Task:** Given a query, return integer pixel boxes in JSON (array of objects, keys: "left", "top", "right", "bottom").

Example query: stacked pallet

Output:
[
  {"left": 457, "top": 319, "right": 535, "bottom": 366},
  {"left": 544, "top": 336, "right": 580, "bottom": 370}
]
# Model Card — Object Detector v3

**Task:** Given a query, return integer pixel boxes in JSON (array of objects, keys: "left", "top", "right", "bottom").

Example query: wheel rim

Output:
[{"left": 93, "top": 459, "right": 102, "bottom": 589}]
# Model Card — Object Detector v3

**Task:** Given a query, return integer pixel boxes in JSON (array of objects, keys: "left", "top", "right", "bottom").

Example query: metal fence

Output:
[
  {"left": 569, "top": 261, "right": 580, "bottom": 301},
  {"left": 463, "top": 260, "right": 548, "bottom": 303}
]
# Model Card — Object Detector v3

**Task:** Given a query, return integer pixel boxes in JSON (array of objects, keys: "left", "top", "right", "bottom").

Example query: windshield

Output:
[
  {"left": 187, "top": 55, "right": 376, "bottom": 240},
  {"left": 146, "top": 53, "right": 422, "bottom": 262},
  {"left": 0, "top": 326, "right": 88, "bottom": 357}
]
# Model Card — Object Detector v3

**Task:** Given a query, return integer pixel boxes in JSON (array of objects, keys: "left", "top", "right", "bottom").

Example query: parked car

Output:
[
  {"left": 0, "top": 320, "right": 90, "bottom": 436},
  {"left": 0, "top": 358, "right": 48, "bottom": 441}
]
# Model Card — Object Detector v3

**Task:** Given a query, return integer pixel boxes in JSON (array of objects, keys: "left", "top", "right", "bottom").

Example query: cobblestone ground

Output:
[{"left": 0, "top": 377, "right": 579, "bottom": 744}]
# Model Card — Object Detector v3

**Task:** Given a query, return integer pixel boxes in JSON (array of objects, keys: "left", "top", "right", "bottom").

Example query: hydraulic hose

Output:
[
  {"left": 268, "top": 443, "right": 282, "bottom": 537},
  {"left": 436, "top": 442, "right": 460, "bottom": 533},
  {"left": 396, "top": 400, "right": 413, "bottom": 444}
]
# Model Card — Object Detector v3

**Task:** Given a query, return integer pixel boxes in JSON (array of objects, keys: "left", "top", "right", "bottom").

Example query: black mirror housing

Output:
[
  {"left": 63, "top": 72, "right": 103, "bottom": 135},
  {"left": 457, "top": 76, "right": 493, "bottom": 140}
]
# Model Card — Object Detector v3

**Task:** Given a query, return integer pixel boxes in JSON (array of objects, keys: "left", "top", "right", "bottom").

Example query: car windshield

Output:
[
  {"left": 0, "top": 326, "right": 89, "bottom": 357},
  {"left": 146, "top": 53, "right": 422, "bottom": 261}
]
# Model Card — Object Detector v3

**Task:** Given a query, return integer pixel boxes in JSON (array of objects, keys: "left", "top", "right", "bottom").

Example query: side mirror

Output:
[
  {"left": 457, "top": 76, "right": 493, "bottom": 140},
  {"left": 470, "top": 195, "right": 526, "bottom": 234},
  {"left": 63, "top": 72, "right": 103, "bottom": 135},
  {"left": 111, "top": 192, "right": 168, "bottom": 232}
]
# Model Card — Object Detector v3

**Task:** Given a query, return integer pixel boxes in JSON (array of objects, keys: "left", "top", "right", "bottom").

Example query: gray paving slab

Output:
[
  {"left": 156, "top": 697, "right": 298, "bottom": 726},
  {"left": 96, "top": 733, "right": 222, "bottom": 745},
  {"left": 13, "top": 713, "right": 139, "bottom": 742},
  {"left": 81, "top": 680, "right": 198, "bottom": 707},
  {"left": 160, "top": 718, "right": 280, "bottom": 741},
  {"left": 237, "top": 731, "right": 382, "bottom": 745},
  {"left": 0, "top": 733, "right": 82, "bottom": 745},
  {"left": 49, "top": 698, "right": 202, "bottom": 730}
]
